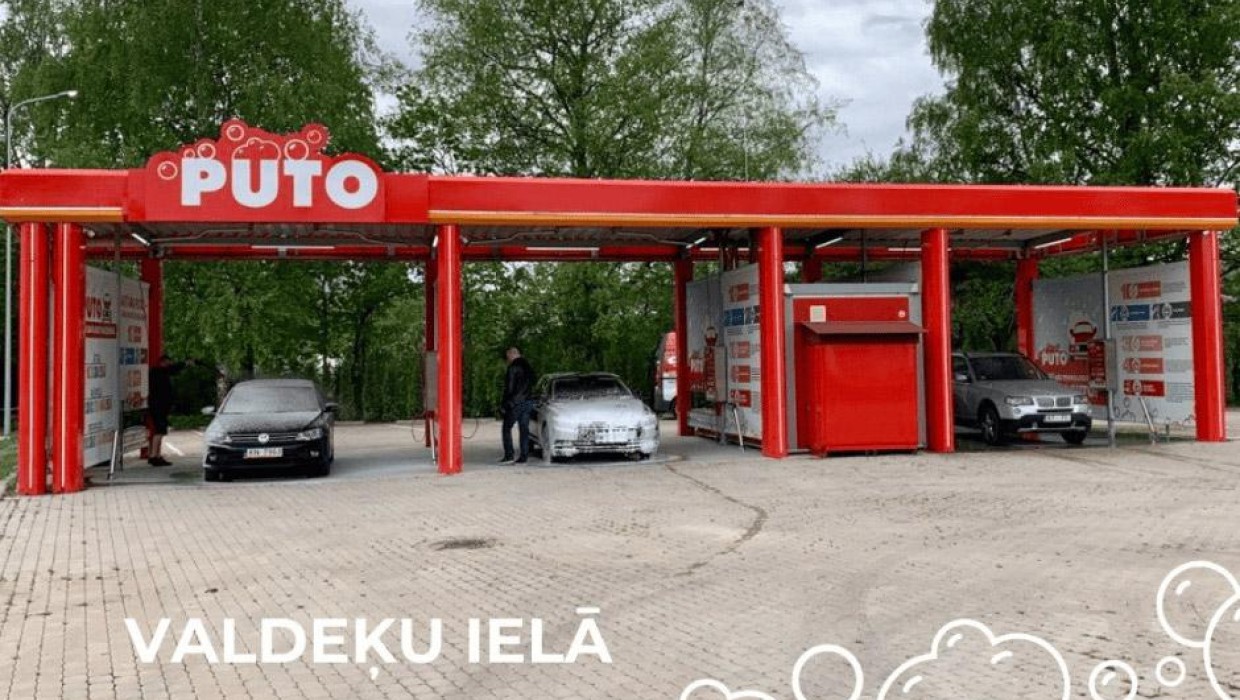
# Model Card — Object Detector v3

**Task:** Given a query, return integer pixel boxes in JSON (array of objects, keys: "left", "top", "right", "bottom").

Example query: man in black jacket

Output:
[
  {"left": 500, "top": 347, "right": 536, "bottom": 464},
  {"left": 146, "top": 354, "right": 192, "bottom": 466}
]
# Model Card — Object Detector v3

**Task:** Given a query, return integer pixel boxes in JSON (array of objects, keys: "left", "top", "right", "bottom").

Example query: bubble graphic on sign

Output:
[{"left": 156, "top": 161, "right": 179, "bottom": 181}]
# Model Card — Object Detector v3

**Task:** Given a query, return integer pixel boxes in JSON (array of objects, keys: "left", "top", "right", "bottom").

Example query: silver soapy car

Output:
[
  {"left": 952, "top": 352, "right": 1092, "bottom": 446},
  {"left": 530, "top": 372, "right": 660, "bottom": 464}
]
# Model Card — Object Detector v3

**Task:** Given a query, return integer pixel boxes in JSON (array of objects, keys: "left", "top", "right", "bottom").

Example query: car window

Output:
[
  {"left": 221, "top": 385, "right": 322, "bottom": 413},
  {"left": 551, "top": 375, "right": 631, "bottom": 399},
  {"left": 969, "top": 355, "right": 1047, "bottom": 382}
]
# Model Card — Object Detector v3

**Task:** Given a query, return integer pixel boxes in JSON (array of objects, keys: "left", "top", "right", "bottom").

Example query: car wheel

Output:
[
  {"left": 1061, "top": 430, "right": 1087, "bottom": 445},
  {"left": 541, "top": 427, "right": 555, "bottom": 465},
  {"left": 979, "top": 404, "right": 1004, "bottom": 446},
  {"left": 204, "top": 469, "right": 220, "bottom": 482}
]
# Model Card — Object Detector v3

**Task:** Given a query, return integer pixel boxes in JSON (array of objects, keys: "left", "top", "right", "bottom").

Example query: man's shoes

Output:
[
  {"left": 148, "top": 457, "right": 172, "bottom": 467},
  {"left": 497, "top": 456, "right": 516, "bottom": 465},
  {"left": 514, "top": 456, "right": 528, "bottom": 464}
]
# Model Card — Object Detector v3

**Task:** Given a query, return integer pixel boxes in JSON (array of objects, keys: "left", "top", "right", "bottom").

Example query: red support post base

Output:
[
  {"left": 435, "top": 225, "right": 463, "bottom": 473},
  {"left": 52, "top": 223, "right": 86, "bottom": 493},
  {"left": 1189, "top": 230, "right": 1226, "bottom": 441},
  {"left": 18, "top": 223, "right": 50, "bottom": 495},
  {"left": 922, "top": 228, "right": 955, "bottom": 453},
  {"left": 757, "top": 227, "right": 789, "bottom": 457}
]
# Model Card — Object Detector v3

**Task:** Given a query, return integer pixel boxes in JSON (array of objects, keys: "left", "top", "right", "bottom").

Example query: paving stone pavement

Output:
[{"left": 1, "top": 420, "right": 1239, "bottom": 699}]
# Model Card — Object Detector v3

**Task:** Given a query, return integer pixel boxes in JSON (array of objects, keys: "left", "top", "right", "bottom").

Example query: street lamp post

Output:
[{"left": 3, "top": 89, "right": 78, "bottom": 438}]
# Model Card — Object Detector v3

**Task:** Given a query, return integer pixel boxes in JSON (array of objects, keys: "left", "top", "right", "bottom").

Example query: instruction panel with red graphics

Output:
[
  {"left": 85, "top": 267, "right": 150, "bottom": 465},
  {"left": 1033, "top": 262, "right": 1194, "bottom": 427},
  {"left": 684, "top": 264, "right": 762, "bottom": 441},
  {"left": 1107, "top": 262, "right": 1194, "bottom": 426},
  {"left": 719, "top": 265, "right": 763, "bottom": 441}
]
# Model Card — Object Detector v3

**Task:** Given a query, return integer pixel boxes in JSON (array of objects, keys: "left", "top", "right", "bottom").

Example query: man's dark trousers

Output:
[{"left": 502, "top": 399, "right": 535, "bottom": 460}]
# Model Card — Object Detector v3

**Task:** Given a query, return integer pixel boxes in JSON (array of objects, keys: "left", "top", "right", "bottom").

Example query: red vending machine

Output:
[{"left": 787, "top": 286, "right": 924, "bottom": 455}]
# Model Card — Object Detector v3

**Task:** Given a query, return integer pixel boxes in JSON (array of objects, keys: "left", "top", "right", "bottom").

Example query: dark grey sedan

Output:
[{"left": 201, "top": 379, "right": 336, "bottom": 481}]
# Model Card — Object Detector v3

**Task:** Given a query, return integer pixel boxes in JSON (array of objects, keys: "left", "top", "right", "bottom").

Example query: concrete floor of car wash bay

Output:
[{"left": 95, "top": 411, "right": 1199, "bottom": 488}]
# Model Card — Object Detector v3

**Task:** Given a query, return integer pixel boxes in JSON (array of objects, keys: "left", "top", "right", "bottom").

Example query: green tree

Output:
[
  {"left": 390, "top": 0, "right": 830, "bottom": 402},
  {"left": 845, "top": 0, "right": 1239, "bottom": 396},
  {"left": 910, "top": 0, "right": 1239, "bottom": 188}
]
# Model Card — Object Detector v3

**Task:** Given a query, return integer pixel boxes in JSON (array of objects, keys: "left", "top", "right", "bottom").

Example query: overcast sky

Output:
[{"left": 352, "top": 0, "right": 947, "bottom": 172}]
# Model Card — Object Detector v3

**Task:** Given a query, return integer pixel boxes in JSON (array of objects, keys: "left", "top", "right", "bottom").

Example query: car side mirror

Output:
[
  {"left": 201, "top": 406, "right": 216, "bottom": 415},
  {"left": 324, "top": 402, "right": 339, "bottom": 413},
  {"left": 954, "top": 373, "right": 970, "bottom": 383}
]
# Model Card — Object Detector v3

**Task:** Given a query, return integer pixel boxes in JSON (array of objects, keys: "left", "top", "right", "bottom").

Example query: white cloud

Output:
[{"left": 348, "top": 0, "right": 946, "bottom": 171}]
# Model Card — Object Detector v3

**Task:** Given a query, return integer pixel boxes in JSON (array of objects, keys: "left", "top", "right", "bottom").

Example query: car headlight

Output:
[
  {"left": 296, "top": 427, "right": 323, "bottom": 441},
  {"left": 1005, "top": 396, "right": 1035, "bottom": 406},
  {"left": 1073, "top": 394, "right": 1090, "bottom": 405},
  {"left": 204, "top": 427, "right": 229, "bottom": 445}
]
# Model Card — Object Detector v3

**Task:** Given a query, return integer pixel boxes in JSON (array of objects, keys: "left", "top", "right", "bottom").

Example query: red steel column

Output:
[
  {"left": 800, "top": 256, "right": 823, "bottom": 283},
  {"left": 1015, "top": 257, "right": 1039, "bottom": 358},
  {"left": 921, "top": 228, "right": 955, "bottom": 453},
  {"left": 52, "top": 223, "right": 86, "bottom": 492},
  {"left": 1188, "top": 230, "right": 1226, "bottom": 441},
  {"left": 17, "top": 223, "right": 49, "bottom": 495},
  {"left": 673, "top": 258, "right": 692, "bottom": 436},
  {"left": 757, "top": 226, "right": 789, "bottom": 457},
  {"left": 140, "top": 258, "right": 163, "bottom": 361},
  {"left": 423, "top": 260, "right": 437, "bottom": 447},
  {"left": 435, "top": 225, "right": 463, "bottom": 474}
]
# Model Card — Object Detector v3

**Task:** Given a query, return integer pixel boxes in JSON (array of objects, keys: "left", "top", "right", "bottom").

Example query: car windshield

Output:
[
  {"left": 221, "top": 385, "right": 321, "bottom": 414},
  {"left": 552, "top": 375, "right": 630, "bottom": 399},
  {"left": 969, "top": 355, "right": 1047, "bottom": 382}
]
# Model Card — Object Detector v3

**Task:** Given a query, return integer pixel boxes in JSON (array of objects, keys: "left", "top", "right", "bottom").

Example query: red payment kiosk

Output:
[{"left": 785, "top": 284, "right": 925, "bottom": 455}]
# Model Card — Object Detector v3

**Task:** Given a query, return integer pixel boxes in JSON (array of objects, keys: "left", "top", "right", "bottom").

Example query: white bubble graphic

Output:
[
  {"left": 679, "top": 679, "right": 775, "bottom": 700},
  {"left": 1087, "top": 660, "right": 1137, "bottom": 700},
  {"left": 790, "top": 644, "right": 863, "bottom": 700},
  {"left": 1204, "top": 591, "right": 1240, "bottom": 700},
  {"left": 1154, "top": 656, "right": 1186, "bottom": 688},
  {"left": 1157, "top": 561, "right": 1240, "bottom": 648},
  {"left": 876, "top": 620, "right": 1070, "bottom": 700}
]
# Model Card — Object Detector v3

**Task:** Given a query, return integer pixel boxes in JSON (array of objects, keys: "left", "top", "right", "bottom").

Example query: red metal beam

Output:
[
  {"left": 0, "top": 169, "right": 127, "bottom": 221},
  {"left": 758, "top": 226, "right": 789, "bottom": 457},
  {"left": 921, "top": 228, "right": 955, "bottom": 453},
  {"left": 18, "top": 223, "right": 49, "bottom": 495},
  {"left": 428, "top": 176, "right": 1237, "bottom": 231},
  {"left": 52, "top": 223, "right": 86, "bottom": 492},
  {"left": 1189, "top": 230, "right": 1227, "bottom": 441}
]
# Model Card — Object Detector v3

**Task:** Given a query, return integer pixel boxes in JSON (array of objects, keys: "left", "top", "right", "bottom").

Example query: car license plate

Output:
[
  {"left": 244, "top": 447, "right": 283, "bottom": 459},
  {"left": 1043, "top": 414, "right": 1071, "bottom": 424},
  {"left": 597, "top": 429, "right": 631, "bottom": 444}
]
